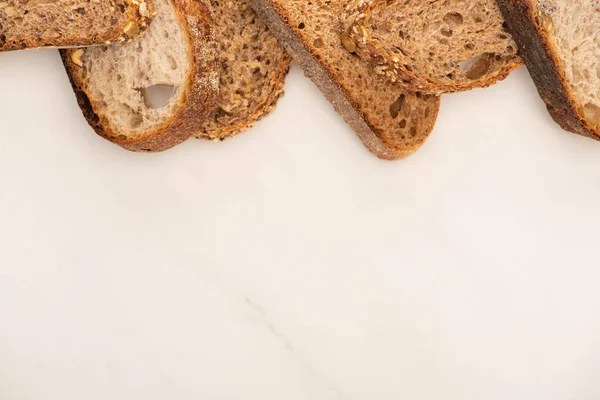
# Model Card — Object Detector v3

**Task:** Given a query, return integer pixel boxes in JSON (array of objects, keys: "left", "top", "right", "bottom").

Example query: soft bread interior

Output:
[
  {"left": 280, "top": 0, "right": 438, "bottom": 152},
  {"left": 200, "top": 0, "right": 290, "bottom": 137},
  {"left": 539, "top": 0, "right": 600, "bottom": 126},
  {"left": 361, "top": 0, "right": 517, "bottom": 84},
  {"left": 80, "top": 0, "right": 190, "bottom": 138},
  {"left": 0, "top": 0, "right": 135, "bottom": 49}
]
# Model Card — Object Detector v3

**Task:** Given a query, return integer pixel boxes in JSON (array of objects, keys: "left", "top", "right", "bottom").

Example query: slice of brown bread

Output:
[
  {"left": 0, "top": 0, "right": 153, "bottom": 52},
  {"left": 342, "top": 0, "right": 522, "bottom": 94},
  {"left": 196, "top": 0, "right": 292, "bottom": 140},
  {"left": 498, "top": 0, "right": 600, "bottom": 140},
  {"left": 61, "top": 0, "right": 219, "bottom": 152},
  {"left": 248, "top": 0, "right": 440, "bottom": 160}
]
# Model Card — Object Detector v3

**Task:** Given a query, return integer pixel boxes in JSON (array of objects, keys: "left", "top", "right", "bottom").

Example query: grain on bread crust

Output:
[
  {"left": 249, "top": 0, "right": 440, "bottom": 160},
  {"left": 0, "top": 0, "right": 154, "bottom": 52},
  {"left": 342, "top": 0, "right": 522, "bottom": 94},
  {"left": 61, "top": 0, "right": 219, "bottom": 152},
  {"left": 497, "top": 0, "right": 600, "bottom": 140},
  {"left": 196, "top": 0, "right": 292, "bottom": 140}
]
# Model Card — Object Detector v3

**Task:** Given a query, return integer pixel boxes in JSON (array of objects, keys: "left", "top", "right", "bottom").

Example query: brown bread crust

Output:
[
  {"left": 61, "top": 0, "right": 220, "bottom": 152},
  {"left": 0, "top": 0, "right": 154, "bottom": 52},
  {"left": 196, "top": 0, "right": 292, "bottom": 141},
  {"left": 343, "top": 0, "right": 522, "bottom": 94},
  {"left": 249, "top": 0, "right": 440, "bottom": 160},
  {"left": 497, "top": 0, "right": 599, "bottom": 139}
]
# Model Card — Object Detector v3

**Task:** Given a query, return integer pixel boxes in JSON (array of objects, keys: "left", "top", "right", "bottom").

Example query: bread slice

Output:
[
  {"left": 497, "top": 0, "right": 600, "bottom": 140},
  {"left": 61, "top": 0, "right": 219, "bottom": 152},
  {"left": 0, "top": 0, "right": 153, "bottom": 52},
  {"left": 248, "top": 0, "right": 440, "bottom": 160},
  {"left": 342, "top": 0, "right": 522, "bottom": 94},
  {"left": 196, "top": 0, "right": 292, "bottom": 140}
]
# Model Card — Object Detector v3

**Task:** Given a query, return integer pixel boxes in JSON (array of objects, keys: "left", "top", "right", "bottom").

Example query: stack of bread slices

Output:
[{"left": 1, "top": 0, "right": 599, "bottom": 159}]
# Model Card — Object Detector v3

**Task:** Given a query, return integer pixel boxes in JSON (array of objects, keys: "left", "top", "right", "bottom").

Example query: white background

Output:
[{"left": 1, "top": 49, "right": 600, "bottom": 400}]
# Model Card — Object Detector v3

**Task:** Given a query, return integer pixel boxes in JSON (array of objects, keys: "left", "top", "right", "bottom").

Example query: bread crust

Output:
[
  {"left": 497, "top": 0, "right": 599, "bottom": 139},
  {"left": 249, "top": 0, "right": 440, "bottom": 160},
  {"left": 61, "top": 0, "right": 220, "bottom": 152},
  {"left": 343, "top": 0, "right": 522, "bottom": 94},
  {"left": 0, "top": 0, "right": 154, "bottom": 52},
  {"left": 195, "top": 0, "right": 292, "bottom": 141}
]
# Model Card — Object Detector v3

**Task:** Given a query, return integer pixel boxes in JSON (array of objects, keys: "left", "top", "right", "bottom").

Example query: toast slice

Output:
[
  {"left": 342, "top": 0, "right": 522, "bottom": 94},
  {"left": 0, "top": 0, "right": 153, "bottom": 52},
  {"left": 249, "top": 0, "right": 440, "bottom": 160},
  {"left": 196, "top": 0, "right": 292, "bottom": 140},
  {"left": 498, "top": 0, "right": 600, "bottom": 140},
  {"left": 61, "top": 0, "right": 219, "bottom": 152}
]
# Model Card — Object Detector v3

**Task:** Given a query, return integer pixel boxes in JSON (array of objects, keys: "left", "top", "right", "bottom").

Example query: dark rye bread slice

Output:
[
  {"left": 249, "top": 0, "right": 440, "bottom": 160},
  {"left": 498, "top": 0, "right": 600, "bottom": 140},
  {"left": 342, "top": 0, "right": 522, "bottom": 94},
  {"left": 61, "top": 0, "right": 219, "bottom": 152},
  {"left": 0, "top": 0, "right": 153, "bottom": 52},
  {"left": 196, "top": 0, "right": 292, "bottom": 140}
]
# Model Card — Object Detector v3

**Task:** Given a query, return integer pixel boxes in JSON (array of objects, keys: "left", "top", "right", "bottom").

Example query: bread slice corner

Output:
[
  {"left": 498, "top": 0, "right": 600, "bottom": 140},
  {"left": 196, "top": 0, "right": 292, "bottom": 141},
  {"left": 1, "top": 0, "right": 154, "bottom": 52},
  {"left": 61, "top": 0, "right": 219, "bottom": 152},
  {"left": 342, "top": 0, "right": 522, "bottom": 94},
  {"left": 249, "top": 0, "right": 440, "bottom": 160}
]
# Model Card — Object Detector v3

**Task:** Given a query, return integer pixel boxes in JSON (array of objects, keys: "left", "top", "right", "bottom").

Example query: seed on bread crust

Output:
[
  {"left": 341, "top": 34, "right": 356, "bottom": 53},
  {"left": 123, "top": 21, "right": 141, "bottom": 37},
  {"left": 70, "top": 49, "right": 84, "bottom": 67}
]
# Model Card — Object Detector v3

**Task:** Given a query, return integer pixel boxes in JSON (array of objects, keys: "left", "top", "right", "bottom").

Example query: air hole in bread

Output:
[
  {"left": 441, "top": 28, "right": 453, "bottom": 37},
  {"left": 167, "top": 55, "right": 177, "bottom": 70},
  {"left": 141, "top": 84, "right": 176, "bottom": 109},
  {"left": 313, "top": 38, "right": 324, "bottom": 48},
  {"left": 298, "top": 22, "right": 305, "bottom": 29},
  {"left": 583, "top": 103, "right": 600, "bottom": 126},
  {"left": 459, "top": 53, "right": 492, "bottom": 79},
  {"left": 443, "top": 12, "right": 464, "bottom": 27},
  {"left": 130, "top": 114, "right": 143, "bottom": 129},
  {"left": 389, "top": 93, "right": 406, "bottom": 118}
]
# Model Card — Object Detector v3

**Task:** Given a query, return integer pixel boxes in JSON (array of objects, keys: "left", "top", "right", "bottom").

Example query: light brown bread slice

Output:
[
  {"left": 498, "top": 0, "right": 600, "bottom": 140},
  {"left": 342, "top": 0, "right": 522, "bottom": 94},
  {"left": 249, "top": 0, "right": 440, "bottom": 160},
  {"left": 0, "top": 0, "right": 153, "bottom": 52},
  {"left": 61, "top": 0, "right": 219, "bottom": 152},
  {"left": 196, "top": 0, "right": 292, "bottom": 140}
]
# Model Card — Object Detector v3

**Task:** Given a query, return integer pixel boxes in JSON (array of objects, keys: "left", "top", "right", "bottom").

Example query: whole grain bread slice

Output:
[
  {"left": 342, "top": 0, "right": 522, "bottom": 94},
  {"left": 497, "top": 0, "right": 600, "bottom": 140},
  {"left": 0, "top": 0, "right": 153, "bottom": 52},
  {"left": 61, "top": 0, "right": 219, "bottom": 152},
  {"left": 196, "top": 0, "right": 292, "bottom": 140},
  {"left": 249, "top": 0, "right": 440, "bottom": 160}
]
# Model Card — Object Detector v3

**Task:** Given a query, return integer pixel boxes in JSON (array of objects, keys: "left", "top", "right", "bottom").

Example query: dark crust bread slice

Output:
[
  {"left": 0, "top": 0, "right": 154, "bottom": 52},
  {"left": 343, "top": 0, "right": 522, "bottom": 94},
  {"left": 61, "top": 0, "right": 220, "bottom": 152},
  {"left": 497, "top": 0, "right": 600, "bottom": 139},
  {"left": 249, "top": 0, "right": 440, "bottom": 160},
  {"left": 196, "top": 0, "right": 292, "bottom": 140}
]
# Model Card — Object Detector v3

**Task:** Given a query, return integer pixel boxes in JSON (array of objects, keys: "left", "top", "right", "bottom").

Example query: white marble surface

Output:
[{"left": 1, "top": 49, "right": 600, "bottom": 400}]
